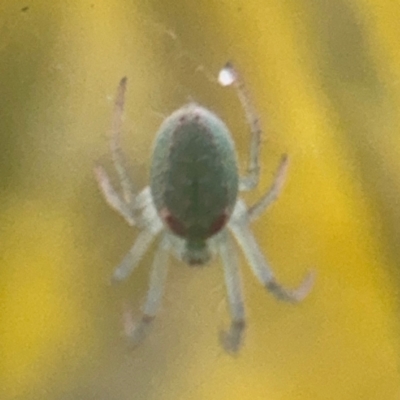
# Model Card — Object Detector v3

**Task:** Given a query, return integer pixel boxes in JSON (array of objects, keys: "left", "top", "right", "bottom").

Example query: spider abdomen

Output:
[{"left": 150, "top": 104, "right": 239, "bottom": 241}]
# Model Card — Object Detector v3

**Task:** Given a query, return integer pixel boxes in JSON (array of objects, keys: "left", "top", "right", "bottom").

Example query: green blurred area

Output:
[{"left": 1, "top": 1, "right": 400, "bottom": 399}]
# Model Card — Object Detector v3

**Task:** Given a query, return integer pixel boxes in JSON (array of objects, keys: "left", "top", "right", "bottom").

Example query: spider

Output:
[{"left": 95, "top": 63, "right": 314, "bottom": 353}]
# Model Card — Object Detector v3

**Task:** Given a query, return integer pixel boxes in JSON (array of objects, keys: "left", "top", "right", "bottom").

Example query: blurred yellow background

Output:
[{"left": 1, "top": 0, "right": 400, "bottom": 399}]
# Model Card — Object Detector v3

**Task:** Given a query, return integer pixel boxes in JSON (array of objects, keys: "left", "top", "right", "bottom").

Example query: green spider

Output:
[{"left": 95, "top": 63, "right": 314, "bottom": 353}]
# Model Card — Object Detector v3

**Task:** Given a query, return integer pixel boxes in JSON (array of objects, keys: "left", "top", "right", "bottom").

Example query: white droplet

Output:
[{"left": 218, "top": 66, "right": 236, "bottom": 86}]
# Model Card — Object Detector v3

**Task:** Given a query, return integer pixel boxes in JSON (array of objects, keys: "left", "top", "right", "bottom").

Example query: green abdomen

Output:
[{"left": 150, "top": 104, "right": 238, "bottom": 240}]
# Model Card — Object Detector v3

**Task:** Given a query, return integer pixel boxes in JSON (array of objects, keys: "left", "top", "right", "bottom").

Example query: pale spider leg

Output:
[
  {"left": 218, "top": 231, "right": 246, "bottom": 354},
  {"left": 112, "top": 228, "right": 160, "bottom": 283},
  {"left": 219, "top": 63, "right": 262, "bottom": 191},
  {"left": 248, "top": 154, "right": 289, "bottom": 222},
  {"left": 110, "top": 77, "right": 137, "bottom": 206},
  {"left": 229, "top": 216, "right": 315, "bottom": 302},
  {"left": 124, "top": 236, "right": 170, "bottom": 347},
  {"left": 134, "top": 186, "right": 160, "bottom": 229},
  {"left": 94, "top": 165, "right": 136, "bottom": 226}
]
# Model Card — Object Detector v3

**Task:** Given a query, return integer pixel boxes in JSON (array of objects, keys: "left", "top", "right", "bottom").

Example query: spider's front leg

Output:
[
  {"left": 123, "top": 235, "right": 170, "bottom": 347},
  {"left": 230, "top": 199, "right": 315, "bottom": 303},
  {"left": 218, "top": 231, "right": 246, "bottom": 353}
]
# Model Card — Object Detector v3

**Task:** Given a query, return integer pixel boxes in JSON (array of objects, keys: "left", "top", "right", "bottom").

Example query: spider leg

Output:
[
  {"left": 110, "top": 77, "right": 137, "bottom": 206},
  {"left": 95, "top": 78, "right": 144, "bottom": 225},
  {"left": 112, "top": 228, "right": 159, "bottom": 283},
  {"left": 219, "top": 63, "right": 262, "bottom": 191},
  {"left": 124, "top": 236, "right": 170, "bottom": 347},
  {"left": 229, "top": 204, "right": 314, "bottom": 302},
  {"left": 94, "top": 165, "right": 136, "bottom": 226},
  {"left": 248, "top": 154, "right": 289, "bottom": 221},
  {"left": 218, "top": 231, "right": 246, "bottom": 354}
]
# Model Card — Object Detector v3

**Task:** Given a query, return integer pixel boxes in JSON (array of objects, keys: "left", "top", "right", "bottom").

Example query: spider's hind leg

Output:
[
  {"left": 95, "top": 77, "right": 141, "bottom": 225},
  {"left": 109, "top": 76, "right": 137, "bottom": 206},
  {"left": 219, "top": 62, "right": 262, "bottom": 192},
  {"left": 247, "top": 154, "right": 289, "bottom": 221},
  {"left": 94, "top": 165, "right": 136, "bottom": 226}
]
